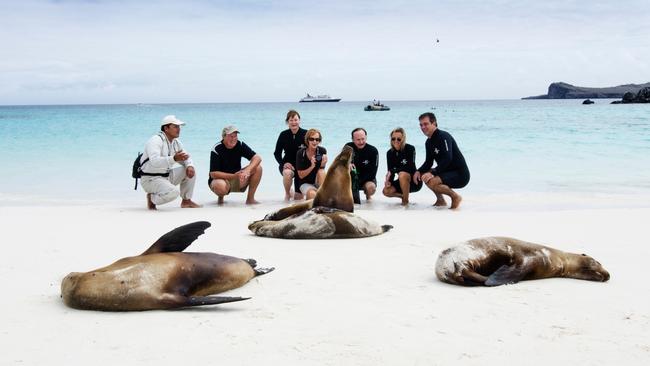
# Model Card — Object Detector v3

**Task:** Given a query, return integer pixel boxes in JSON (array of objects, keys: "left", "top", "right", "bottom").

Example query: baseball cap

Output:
[
  {"left": 222, "top": 125, "right": 240, "bottom": 137},
  {"left": 161, "top": 115, "right": 186, "bottom": 126}
]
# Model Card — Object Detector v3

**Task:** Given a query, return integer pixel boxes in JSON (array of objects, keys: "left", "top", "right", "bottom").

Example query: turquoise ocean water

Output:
[{"left": 2, "top": 100, "right": 649, "bottom": 208}]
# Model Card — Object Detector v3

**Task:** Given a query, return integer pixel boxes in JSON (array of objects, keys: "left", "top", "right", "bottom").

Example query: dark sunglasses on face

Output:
[
  {"left": 308, "top": 137, "right": 321, "bottom": 142},
  {"left": 391, "top": 137, "right": 402, "bottom": 142}
]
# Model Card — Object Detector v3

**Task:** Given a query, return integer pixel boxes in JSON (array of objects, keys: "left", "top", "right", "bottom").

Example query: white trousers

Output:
[{"left": 140, "top": 166, "right": 196, "bottom": 205}]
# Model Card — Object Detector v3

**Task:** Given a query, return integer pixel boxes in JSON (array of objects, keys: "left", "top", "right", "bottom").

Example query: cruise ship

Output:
[{"left": 299, "top": 93, "right": 341, "bottom": 102}]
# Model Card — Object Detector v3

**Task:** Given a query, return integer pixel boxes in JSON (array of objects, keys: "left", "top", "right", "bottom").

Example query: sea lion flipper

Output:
[
  {"left": 264, "top": 201, "right": 312, "bottom": 221},
  {"left": 459, "top": 268, "right": 488, "bottom": 286},
  {"left": 185, "top": 296, "right": 250, "bottom": 307},
  {"left": 254, "top": 267, "right": 275, "bottom": 276},
  {"left": 142, "top": 221, "right": 212, "bottom": 255},
  {"left": 485, "top": 263, "right": 531, "bottom": 286}
]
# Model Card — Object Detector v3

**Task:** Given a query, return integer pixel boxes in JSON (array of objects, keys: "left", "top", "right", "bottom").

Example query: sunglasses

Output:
[
  {"left": 308, "top": 137, "right": 321, "bottom": 142},
  {"left": 391, "top": 137, "right": 402, "bottom": 142}
]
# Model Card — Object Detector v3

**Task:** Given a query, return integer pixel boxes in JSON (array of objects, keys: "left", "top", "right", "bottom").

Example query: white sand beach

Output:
[{"left": 1, "top": 194, "right": 648, "bottom": 365}]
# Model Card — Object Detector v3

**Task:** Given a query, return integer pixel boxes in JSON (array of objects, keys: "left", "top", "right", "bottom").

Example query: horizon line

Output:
[{"left": 0, "top": 97, "right": 562, "bottom": 108}]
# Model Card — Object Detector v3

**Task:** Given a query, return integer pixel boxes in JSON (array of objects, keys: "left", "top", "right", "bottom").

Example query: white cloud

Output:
[{"left": 1, "top": 0, "right": 649, "bottom": 104}]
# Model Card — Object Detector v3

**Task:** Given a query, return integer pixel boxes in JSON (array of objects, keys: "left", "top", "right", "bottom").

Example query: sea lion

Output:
[
  {"left": 250, "top": 145, "right": 392, "bottom": 238},
  {"left": 61, "top": 221, "right": 274, "bottom": 311},
  {"left": 435, "top": 237, "right": 610, "bottom": 286},
  {"left": 262, "top": 145, "right": 356, "bottom": 222},
  {"left": 249, "top": 206, "right": 392, "bottom": 239}
]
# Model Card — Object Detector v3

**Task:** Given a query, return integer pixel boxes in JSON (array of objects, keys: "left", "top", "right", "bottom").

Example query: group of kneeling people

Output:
[{"left": 138, "top": 110, "right": 470, "bottom": 210}]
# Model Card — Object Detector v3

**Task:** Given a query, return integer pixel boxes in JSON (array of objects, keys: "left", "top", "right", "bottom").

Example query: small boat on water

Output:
[
  {"left": 364, "top": 100, "right": 390, "bottom": 111},
  {"left": 299, "top": 93, "right": 341, "bottom": 102}
]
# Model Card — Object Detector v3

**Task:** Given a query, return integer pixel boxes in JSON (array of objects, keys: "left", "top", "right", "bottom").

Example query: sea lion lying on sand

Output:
[
  {"left": 250, "top": 206, "right": 392, "bottom": 239},
  {"left": 61, "top": 221, "right": 274, "bottom": 311},
  {"left": 435, "top": 237, "right": 610, "bottom": 286},
  {"left": 249, "top": 145, "right": 392, "bottom": 238}
]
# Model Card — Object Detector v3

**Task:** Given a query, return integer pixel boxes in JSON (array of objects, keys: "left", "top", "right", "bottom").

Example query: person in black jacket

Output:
[
  {"left": 273, "top": 110, "right": 307, "bottom": 201},
  {"left": 345, "top": 127, "right": 378, "bottom": 202},
  {"left": 413, "top": 112, "right": 470, "bottom": 209},
  {"left": 382, "top": 127, "right": 422, "bottom": 205}
]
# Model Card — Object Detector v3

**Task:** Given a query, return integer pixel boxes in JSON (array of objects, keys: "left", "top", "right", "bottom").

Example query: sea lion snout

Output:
[
  {"left": 338, "top": 145, "right": 354, "bottom": 165},
  {"left": 581, "top": 257, "right": 610, "bottom": 282}
]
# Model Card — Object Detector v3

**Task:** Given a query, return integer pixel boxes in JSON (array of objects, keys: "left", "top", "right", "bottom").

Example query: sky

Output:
[{"left": 1, "top": 0, "right": 649, "bottom": 105}]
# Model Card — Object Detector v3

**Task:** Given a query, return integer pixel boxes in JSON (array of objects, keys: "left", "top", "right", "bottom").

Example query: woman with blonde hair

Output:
[
  {"left": 383, "top": 127, "right": 422, "bottom": 205},
  {"left": 296, "top": 128, "right": 328, "bottom": 200}
]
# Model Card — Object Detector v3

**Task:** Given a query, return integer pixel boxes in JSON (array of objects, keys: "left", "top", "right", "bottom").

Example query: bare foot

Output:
[
  {"left": 146, "top": 193, "right": 156, "bottom": 210},
  {"left": 246, "top": 199, "right": 261, "bottom": 205},
  {"left": 217, "top": 196, "right": 224, "bottom": 205},
  {"left": 450, "top": 194, "right": 462, "bottom": 210},
  {"left": 294, "top": 192, "right": 304, "bottom": 200},
  {"left": 181, "top": 199, "right": 202, "bottom": 208},
  {"left": 434, "top": 198, "right": 448, "bottom": 207},
  {"left": 401, "top": 199, "right": 409, "bottom": 206},
  {"left": 284, "top": 194, "right": 291, "bottom": 202}
]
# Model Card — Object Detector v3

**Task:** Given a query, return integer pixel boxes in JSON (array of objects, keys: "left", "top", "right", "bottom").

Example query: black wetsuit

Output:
[
  {"left": 417, "top": 129, "right": 470, "bottom": 188},
  {"left": 345, "top": 142, "right": 379, "bottom": 186},
  {"left": 208, "top": 141, "right": 256, "bottom": 186},
  {"left": 387, "top": 143, "right": 423, "bottom": 193},
  {"left": 274, "top": 128, "right": 307, "bottom": 190},
  {"left": 295, "top": 146, "right": 327, "bottom": 188}
]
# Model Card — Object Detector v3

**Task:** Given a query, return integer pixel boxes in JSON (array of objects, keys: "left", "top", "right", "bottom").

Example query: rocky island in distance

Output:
[{"left": 523, "top": 82, "right": 650, "bottom": 100}]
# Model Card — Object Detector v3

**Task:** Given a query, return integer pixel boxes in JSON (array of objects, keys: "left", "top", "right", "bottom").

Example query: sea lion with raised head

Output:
[
  {"left": 435, "top": 237, "right": 609, "bottom": 286},
  {"left": 262, "top": 145, "right": 356, "bottom": 222},
  {"left": 61, "top": 221, "right": 274, "bottom": 311},
  {"left": 250, "top": 145, "right": 392, "bottom": 238},
  {"left": 250, "top": 206, "right": 392, "bottom": 239}
]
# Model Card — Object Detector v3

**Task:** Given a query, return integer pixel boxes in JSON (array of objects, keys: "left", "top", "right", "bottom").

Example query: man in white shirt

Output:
[{"left": 140, "top": 115, "right": 201, "bottom": 210}]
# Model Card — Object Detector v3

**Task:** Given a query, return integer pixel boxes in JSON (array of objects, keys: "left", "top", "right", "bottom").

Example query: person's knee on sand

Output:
[
  {"left": 142, "top": 176, "right": 180, "bottom": 206},
  {"left": 155, "top": 187, "right": 180, "bottom": 205}
]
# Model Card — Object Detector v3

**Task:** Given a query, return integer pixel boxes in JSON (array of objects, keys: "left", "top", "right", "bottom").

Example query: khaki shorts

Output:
[
  {"left": 210, "top": 178, "right": 247, "bottom": 194},
  {"left": 227, "top": 177, "right": 247, "bottom": 193}
]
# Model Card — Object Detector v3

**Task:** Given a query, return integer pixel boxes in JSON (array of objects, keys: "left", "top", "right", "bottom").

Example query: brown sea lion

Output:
[
  {"left": 249, "top": 145, "right": 392, "bottom": 239},
  {"left": 249, "top": 206, "right": 392, "bottom": 239},
  {"left": 435, "top": 237, "right": 610, "bottom": 286},
  {"left": 262, "top": 145, "right": 356, "bottom": 222},
  {"left": 61, "top": 221, "right": 274, "bottom": 311}
]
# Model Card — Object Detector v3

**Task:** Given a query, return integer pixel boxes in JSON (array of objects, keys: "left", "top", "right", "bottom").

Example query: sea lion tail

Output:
[
  {"left": 381, "top": 225, "right": 393, "bottom": 233},
  {"left": 185, "top": 296, "right": 251, "bottom": 308}
]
